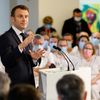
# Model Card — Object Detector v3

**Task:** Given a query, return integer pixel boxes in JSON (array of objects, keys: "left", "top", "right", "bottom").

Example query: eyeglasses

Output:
[
  {"left": 80, "top": 40, "right": 88, "bottom": 43},
  {"left": 84, "top": 47, "right": 93, "bottom": 50},
  {"left": 93, "top": 37, "right": 100, "bottom": 40}
]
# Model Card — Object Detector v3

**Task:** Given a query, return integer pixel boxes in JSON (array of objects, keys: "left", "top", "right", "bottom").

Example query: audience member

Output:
[
  {"left": 32, "top": 34, "right": 55, "bottom": 87},
  {"left": 62, "top": 33, "right": 73, "bottom": 52},
  {"left": 49, "top": 36, "right": 59, "bottom": 52},
  {"left": 36, "top": 16, "right": 57, "bottom": 37},
  {"left": 62, "top": 8, "right": 91, "bottom": 46},
  {"left": 0, "top": 5, "right": 44, "bottom": 86},
  {"left": 77, "top": 42, "right": 100, "bottom": 100},
  {"left": 7, "top": 84, "right": 40, "bottom": 100},
  {"left": 90, "top": 32, "right": 100, "bottom": 56},
  {"left": 70, "top": 35, "right": 89, "bottom": 57},
  {"left": 42, "top": 34, "right": 50, "bottom": 51},
  {"left": 0, "top": 72, "right": 11, "bottom": 100},
  {"left": 32, "top": 34, "right": 54, "bottom": 69},
  {"left": 56, "top": 74, "right": 87, "bottom": 100},
  {"left": 79, "top": 31, "right": 89, "bottom": 37}
]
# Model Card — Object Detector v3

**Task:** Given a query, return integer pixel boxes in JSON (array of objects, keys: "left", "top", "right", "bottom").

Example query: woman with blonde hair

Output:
[
  {"left": 77, "top": 42, "right": 100, "bottom": 100},
  {"left": 36, "top": 16, "right": 57, "bottom": 37}
]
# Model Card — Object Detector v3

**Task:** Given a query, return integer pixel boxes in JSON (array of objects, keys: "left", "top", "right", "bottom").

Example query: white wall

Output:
[
  {"left": 39, "top": 0, "right": 79, "bottom": 36},
  {"left": 0, "top": 0, "right": 10, "bottom": 35},
  {"left": 0, "top": 0, "right": 80, "bottom": 35}
]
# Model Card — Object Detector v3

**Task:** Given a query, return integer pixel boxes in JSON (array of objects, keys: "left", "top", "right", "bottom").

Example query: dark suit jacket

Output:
[
  {"left": 0, "top": 28, "right": 36, "bottom": 86},
  {"left": 62, "top": 17, "right": 92, "bottom": 43}
]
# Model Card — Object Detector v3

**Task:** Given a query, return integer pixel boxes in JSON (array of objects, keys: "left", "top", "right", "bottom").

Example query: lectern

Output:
[{"left": 39, "top": 67, "right": 91, "bottom": 100}]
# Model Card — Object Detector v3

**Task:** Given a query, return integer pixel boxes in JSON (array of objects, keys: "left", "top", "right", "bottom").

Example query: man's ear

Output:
[
  {"left": 11, "top": 16, "right": 14, "bottom": 23},
  {"left": 83, "top": 91, "right": 87, "bottom": 100}
]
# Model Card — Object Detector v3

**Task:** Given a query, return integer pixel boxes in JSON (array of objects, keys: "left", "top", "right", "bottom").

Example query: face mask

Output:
[
  {"left": 32, "top": 45, "right": 43, "bottom": 51},
  {"left": 45, "top": 24, "right": 52, "bottom": 29},
  {"left": 74, "top": 17, "right": 81, "bottom": 22},
  {"left": 60, "top": 47, "right": 67, "bottom": 53},
  {"left": 67, "top": 41, "right": 72, "bottom": 48},
  {"left": 78, "top": 41, "right": 85, "bottom": 49},
  {"left": 90, "top": 37, "right": 100, "bottom": 46},
  {"left": 43, "top": 40, "right": 49, "bottom": 49},
  {"left": 49, "top": 43, "right": 57, "bottom": 50},
  {"left": 83, "top": 50, "right": 93, "bottom": 58}
]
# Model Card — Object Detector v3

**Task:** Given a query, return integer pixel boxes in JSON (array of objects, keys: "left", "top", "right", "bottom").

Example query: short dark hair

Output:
[
  {"left": 78, "top": 35, "right": 89, "bottom": 42},
  {"left": 11, "top": 5, "right": 29, "bottom": 17},
  {"left": 73, "top": 8, "right": 81, "bottom": 13},
  {"left": 8, "top": 84, "right": 40, "bottom": 100},
  {"left": 56, "top": 74, "right": 85, "bottom": 100},
  {"left": 63, "top": 33, "right": 73, "bottom": 38}
]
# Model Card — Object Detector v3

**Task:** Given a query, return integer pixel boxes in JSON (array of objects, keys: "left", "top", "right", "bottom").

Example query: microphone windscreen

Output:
[{"left": 53, "top": 46, "right": 61, "bottom": 51}]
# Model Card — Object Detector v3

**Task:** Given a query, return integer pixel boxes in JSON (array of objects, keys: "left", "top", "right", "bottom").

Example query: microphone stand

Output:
[
  {"left": 58, "top": 50, "right": 70, "bottom": 71},
  {"left": 61, "top": 50, "right": 75, "bottom": 70},
  {"left": 53, "top": 46, "right": 75, "bottom": 71}
]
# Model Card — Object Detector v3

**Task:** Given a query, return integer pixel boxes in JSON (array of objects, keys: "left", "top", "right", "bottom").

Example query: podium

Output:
[{"left": 39, "top": 67, "right": 91, "bottom": 100}]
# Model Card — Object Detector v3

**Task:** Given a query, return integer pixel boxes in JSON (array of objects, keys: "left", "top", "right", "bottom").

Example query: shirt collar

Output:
[
  {"left": 12, "top": 25, "right": 24, "bottom": 36},
  {"left": 12, "top": 25, "right": 25, "bottom": 42}
]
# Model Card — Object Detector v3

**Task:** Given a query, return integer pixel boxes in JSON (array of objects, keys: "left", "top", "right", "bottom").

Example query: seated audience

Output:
[
  {"left": 0, "top": 72, "right": 11, "bottom": 100},
  {"left": 7, "top": 84, "right": 40, "bottom": 100},
  {"left": 36, "top": 16, "right": 57, "bottom": 38},
  {"left": 56, "top": 74, "right": 87, "bottom": 100},
  {"left": 50, "top": 39, "right": 79, "bottom": 70}
]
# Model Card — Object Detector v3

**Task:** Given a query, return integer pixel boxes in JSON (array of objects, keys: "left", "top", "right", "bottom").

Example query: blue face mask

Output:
[
  {"left": 32, "top": 45, "right": 43, "bottom": 51},
  {"left": 45, "top": 24, "right": 52, "bottom": 29},
  {"left": 60, "top": 47, "right": 67, "bottom": 53},
  {"left": 90, "top": 37, "right": 100, "bottom": 46},
  {"left": 49, "top": 43, "right": 57, "bottom": 50},
  {"left": 78, "top": 41, "right": 85, "bottom": 49},
  {"left": 43, "top": 40, "right": 49, "bottom": 49}
]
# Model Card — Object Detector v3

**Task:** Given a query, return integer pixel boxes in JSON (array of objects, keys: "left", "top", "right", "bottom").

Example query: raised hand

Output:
[
  {"left": 29, "top": 49, "right": 45, "bottom": 60},
  {"left": 19, "top": 31, "right": 34, "bottom": 50}
]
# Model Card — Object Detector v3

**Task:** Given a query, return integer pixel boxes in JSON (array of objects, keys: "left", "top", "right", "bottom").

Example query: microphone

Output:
[
  {"left": 53, "top": 45, "right": 61, "bottom": 51},
  {"left": 53, "top": 46, "right": 75, "bottom": 71}
]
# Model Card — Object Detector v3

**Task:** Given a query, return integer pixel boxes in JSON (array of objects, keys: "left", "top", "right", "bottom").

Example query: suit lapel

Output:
[{"left": 10, "top": 28, "right": 21, "bottom": 44}]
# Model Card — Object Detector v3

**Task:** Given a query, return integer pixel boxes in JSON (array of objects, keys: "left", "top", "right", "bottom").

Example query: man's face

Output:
[
  {"left": 58, "top": 40, "right": 67, "bottom": 47},
  {"left": 34, "top": 38, "right": 44, "bottom": 46},
  {"left": 11, "top": 8, "right": 29, "bottom": 31},
  {"left": 63, "top": 35, "right": 73, "bottom": 42},
  {"left": 74, "top": 12, "right": 82, "bottom": 18},
  {"left": 50, "top": 38, "right": 58, "bottom": 44},
  {"left": 73, "top": 12, "right": 82, "bottom": 22}
]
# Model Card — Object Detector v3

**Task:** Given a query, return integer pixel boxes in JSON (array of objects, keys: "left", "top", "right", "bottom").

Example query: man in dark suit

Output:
[
  {"left": 0, "top": 5, "right": 44, "bottom": 86},
  {"left": 62, "top": 8, "right": 92, "bottom": 46}
]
